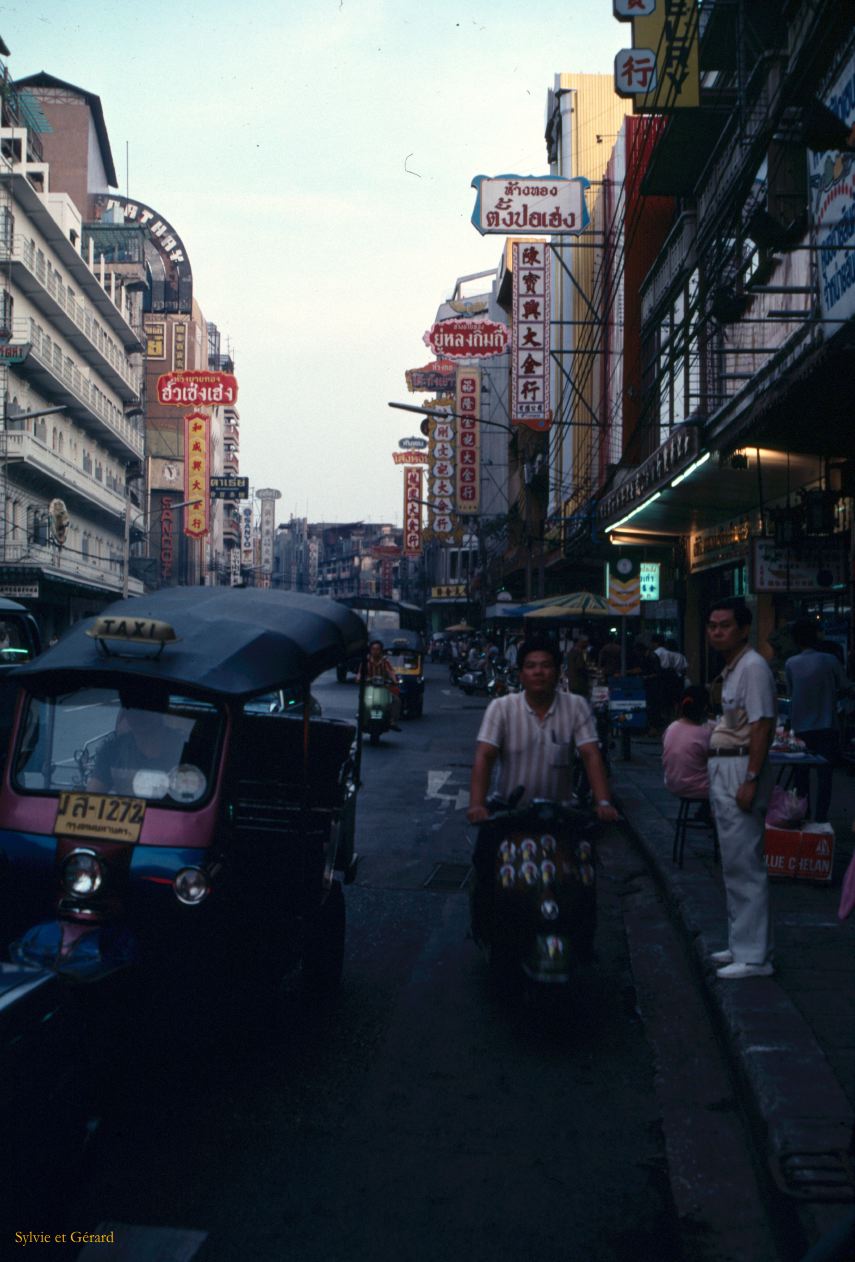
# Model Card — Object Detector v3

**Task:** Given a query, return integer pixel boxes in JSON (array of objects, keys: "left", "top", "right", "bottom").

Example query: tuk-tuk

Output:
[
  {"left": 385, "top": 630, "right": 425, "bottom": 718},
  {"left": 0, "top": 597, "right": 41, "bottom": 758},
  {"left": 0, "top": 588, "right": 367, "bottom": 998}
]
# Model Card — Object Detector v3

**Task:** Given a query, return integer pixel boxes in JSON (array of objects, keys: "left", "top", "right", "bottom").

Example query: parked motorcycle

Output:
[{"left": 470, "top": 795, "right": 599, "bottom": 988}]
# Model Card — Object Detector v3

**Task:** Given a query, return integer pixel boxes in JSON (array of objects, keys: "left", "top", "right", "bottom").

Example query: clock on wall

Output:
[{"left": 162, "top": 462, "right": 179, "bottom": 484}]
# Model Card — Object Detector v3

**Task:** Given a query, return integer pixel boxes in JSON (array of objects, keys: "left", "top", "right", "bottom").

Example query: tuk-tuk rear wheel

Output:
[{"left": 302, "top": 880, "right": 345, "bottom": 995}]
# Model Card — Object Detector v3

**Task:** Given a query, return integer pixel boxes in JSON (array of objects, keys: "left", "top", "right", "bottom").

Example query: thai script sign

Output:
[
  {"left": 424, "top": 318, "right": 509, "bottom": 360},
  {"left": 229, "top": 548, "right": 241, "bottom": 587},
  {"left": 512, "top": 241, "right": 551, "bottom": 431},
  {"left": 0, "top": 583, "right": 38, "bottom": 598},
  {"left": 614, "top": 1, "right": 700, "bottom": 110},
  {"left": 597, "top": 424, "right": 700, "bottom": 525},
  {"left": 690, "top": 515, "right": 754, "bottom": 573},
  {"left": 470, "top": 175, "right": 589, "bottom": 236},
  {"left": 210, "top": 475, "right": 249, "bottom": 499},
  {"left": 403, "top": 467, "right": 423, "bottom": 557},
  {"left": 405, "top": 360, "right": 456, "bottom": 392},
  {"left": 392, "top": 452, "right": 429, "bottom": 465},
  {"left": 399, "top": 436, "right": 428, "bottom": 450},
  {"left": 183, "top": 413, "right": 210, "bottom": 539},
  {"left": 157, "top": 371, "right": 239, "bottom": 407},
  {"left": 455, "top": 366, "right": 480, "bottom": 514},
  {"left": 750, "top": 537, "right": 846, "bottom": 593},
  {"left": 810, "top": 53, "right": 855, "bottom": 324},
  {"left": 0, "top": 343, "right": 31, "bottom": 363}
]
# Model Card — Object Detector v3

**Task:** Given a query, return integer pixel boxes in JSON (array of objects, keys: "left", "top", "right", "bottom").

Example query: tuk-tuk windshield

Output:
[
  {"left": 13, "top": 686, "right": 223, "bottom": 805},
  {"left": 0, "top": 617, "right": 35, "bottom": 664},
  {"left": 387, "top": 651, "right": 421, "bottom": 672}
]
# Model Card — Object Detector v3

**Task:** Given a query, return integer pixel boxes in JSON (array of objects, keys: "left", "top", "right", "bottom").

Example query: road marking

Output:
[{"left": 426, "top": 770, "right": 470, "bottom": 811}]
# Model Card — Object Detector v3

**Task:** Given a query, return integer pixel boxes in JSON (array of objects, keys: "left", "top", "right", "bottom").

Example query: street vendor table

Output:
[{"left": 770, "top": 750, "right": 829, "bottom": 816}]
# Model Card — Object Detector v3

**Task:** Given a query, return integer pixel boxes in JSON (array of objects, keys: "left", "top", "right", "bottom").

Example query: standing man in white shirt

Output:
[{"left": 706, "top": 598, "right": 777, "bottom": 979}]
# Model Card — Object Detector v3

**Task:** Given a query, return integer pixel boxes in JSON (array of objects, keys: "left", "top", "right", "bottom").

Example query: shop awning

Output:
[{"left": 602, "top": 448, "right": 825, "bottom": 541}]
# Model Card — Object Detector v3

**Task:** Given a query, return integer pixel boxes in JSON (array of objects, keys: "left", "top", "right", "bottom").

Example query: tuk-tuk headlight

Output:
[
  {"left": 174, "top": 866, "right": 210, "bottom": 906},
  {"left": 62, "top": 849, "right": 104, "bottom": 898}
]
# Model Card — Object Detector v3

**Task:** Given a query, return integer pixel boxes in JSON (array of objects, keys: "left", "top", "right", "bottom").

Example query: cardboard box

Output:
[{"left": 764, "top": 823, "right": 834, "bottom": 883}]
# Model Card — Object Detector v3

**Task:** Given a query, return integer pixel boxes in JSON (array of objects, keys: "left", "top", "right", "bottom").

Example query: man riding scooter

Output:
[
  {"left": 357, "top": 639, "right": 402, "bottom": 739},
  {"left": 467, "top": 635, "right": 619, "bottom": 980}
]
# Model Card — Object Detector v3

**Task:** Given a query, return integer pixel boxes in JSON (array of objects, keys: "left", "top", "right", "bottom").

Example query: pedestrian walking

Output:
[
  {"left": 706, "top": 598, "right": 777, "bottom": 979},
  {"left": 564, "top": 634, "right": 591, "bottom": 698},
  {"left": 785, "top": 617, "right": 849, "bottom": 823},
  {"left": 597, "top": 633, "right": 622, "bottom": 678}
]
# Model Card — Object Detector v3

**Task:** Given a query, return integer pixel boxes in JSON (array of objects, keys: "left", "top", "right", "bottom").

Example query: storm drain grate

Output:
[
  {"left": 423, "top": 862, "right": 472, "bottom": 892},
  {"left": 769, "top": 1151, "right": 855, "bottom": 1202}
]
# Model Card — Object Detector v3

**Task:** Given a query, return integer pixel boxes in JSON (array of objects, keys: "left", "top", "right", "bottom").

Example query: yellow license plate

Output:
[{"left": 55, "top": 792, "right": 146, "bottom": 843}]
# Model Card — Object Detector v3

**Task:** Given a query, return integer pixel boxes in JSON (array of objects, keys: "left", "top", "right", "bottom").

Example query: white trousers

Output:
[{"left": 708, "top": 756, "right": 773, "bottom": 965}]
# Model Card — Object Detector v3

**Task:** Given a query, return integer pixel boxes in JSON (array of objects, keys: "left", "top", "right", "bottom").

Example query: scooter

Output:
[
  {"left": 470, "top": 794, "right": 599, "bottom": 988},
  {"left": 362, "top": 676, "right": 394, "bottom": 746}
]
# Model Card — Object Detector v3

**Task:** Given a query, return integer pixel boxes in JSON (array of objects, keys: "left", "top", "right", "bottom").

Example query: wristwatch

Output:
[{"left": 744, "top": 771, "right": 760, "bottom": 784}]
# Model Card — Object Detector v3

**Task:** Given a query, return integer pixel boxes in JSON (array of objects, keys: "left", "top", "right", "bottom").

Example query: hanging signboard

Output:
[
  {"left": 405, "top": 360, "right": 456, "bottom": 392},
  {"left": 391, "top": 452, "right": 429, "bottom": 465},
  {"left": 613, "top": 2, "right": 700, "bottom": 111},
  {"left": 403, "top": 467, "right": 423, "bottom": 557},
  {"left": 241, "top": 505, "right": 254, "bottom": 565},
  {"left": 455, "top": 366, "right": 480, "bottom": 515},
  {"left": 512, "top": 240, "right": 551, "bottom": 431},
  {"left": 424, "top": 318, "right": 509, "bottom": 360},
  {"left": 183, "top": 412, "right": 210, "bottom": 539},
  {"left": 810, "top": 53, "right": 855, "bottom": 325},
  {"left": 257, "top": 489, "right": 281, "bottom": 577},
  {"left": 470, "top": 174, "right": 589, "bottom": 236},
  {"left": 210, "top": 475, "right": 249, "bottom": 499},
  {"left": 157, "top": 371, "right": 238, "bottom": 408},
  {"left": 750, "top": 537, "right": 846, "bottom": 593}
]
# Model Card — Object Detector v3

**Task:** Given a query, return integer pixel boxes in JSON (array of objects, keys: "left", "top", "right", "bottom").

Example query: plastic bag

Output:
[{"left": 766, "top": 784, "right": 808, "bottom": 829}]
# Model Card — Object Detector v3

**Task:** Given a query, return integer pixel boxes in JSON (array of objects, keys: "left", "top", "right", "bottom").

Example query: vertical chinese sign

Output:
[
  {"left": 427, "top": 405, "right": 457, "bottom": 542},
  {"left": 404, "top": 467, "right": 423, "bottom": 558},
  {"left": 256, "top": 488, "right": 281, "bottom": 588},
  {"left": 512, "top": 241, "right": 551, "bottom": 431},
  {"left": 183, "top": 412, "right": 210, "bottom": 539},
  {"left": 613, "top": 0, "right": 699, "bottom": 111},
  {"left": 455, "top": 366, "right": 480, "bottom": 514}
]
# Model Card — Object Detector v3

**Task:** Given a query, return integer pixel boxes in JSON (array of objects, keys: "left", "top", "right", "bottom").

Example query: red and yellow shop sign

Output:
[
  {"left": 183, "top": 411, "right": 210, "bottom": 539},
  {"left": 403, "top": 467, "right": 423, "bottom": 557}
]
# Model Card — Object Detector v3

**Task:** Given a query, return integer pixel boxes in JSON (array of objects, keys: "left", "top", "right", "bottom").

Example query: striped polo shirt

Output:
[{"left": 476, "top": 689, "right": 598, "bottom": 803}]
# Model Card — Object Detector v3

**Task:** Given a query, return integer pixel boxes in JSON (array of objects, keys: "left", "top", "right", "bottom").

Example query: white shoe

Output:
[
  {"left": 710, "top": 949, "right": 734, "bottom": 965},
  {"left": 716, "top": 961, "right": 774, "bottom": 980}
]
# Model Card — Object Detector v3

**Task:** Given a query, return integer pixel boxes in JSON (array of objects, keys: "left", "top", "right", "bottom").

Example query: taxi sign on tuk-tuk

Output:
[{"left": 86, "top": 616, "right": 179, "bottom": 648}]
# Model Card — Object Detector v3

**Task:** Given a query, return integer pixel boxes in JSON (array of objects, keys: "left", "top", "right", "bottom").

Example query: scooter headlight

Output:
[
  {"left": 62, "top": 849, "right": 104, "bottom": 898},
  {"left": 173, "top": 866, "right": 210, "bottom": 906}
]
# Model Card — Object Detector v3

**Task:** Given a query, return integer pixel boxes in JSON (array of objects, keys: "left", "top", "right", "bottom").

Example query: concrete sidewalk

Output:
[{"left": 610, "top": 735, "right": 855, "bottom": 1251}]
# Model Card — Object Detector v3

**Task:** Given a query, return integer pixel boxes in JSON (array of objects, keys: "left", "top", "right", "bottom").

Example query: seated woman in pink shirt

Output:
[{"left": 662, "top": 686, "right": 713, "bottom": 813}]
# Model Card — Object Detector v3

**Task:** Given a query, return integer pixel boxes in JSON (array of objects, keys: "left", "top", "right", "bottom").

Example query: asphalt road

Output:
[{"left": 37, "top": 666, "right": 777, "bottom": 1261}]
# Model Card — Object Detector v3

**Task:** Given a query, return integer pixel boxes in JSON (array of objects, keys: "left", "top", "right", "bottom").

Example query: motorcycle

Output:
[
  {"left": 1, "top": 588, "right": 367, "bottom": 1005},
  {"left": 469, "top": 795, "right": 599, "bottom": 988},
  {"left": 362, "top": 676, "right": 395, "bottom": 745}
]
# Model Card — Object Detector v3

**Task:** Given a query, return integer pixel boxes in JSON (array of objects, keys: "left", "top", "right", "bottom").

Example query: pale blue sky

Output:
[{"left": 3, "top": 0, "right": 620, "bottom": 523}]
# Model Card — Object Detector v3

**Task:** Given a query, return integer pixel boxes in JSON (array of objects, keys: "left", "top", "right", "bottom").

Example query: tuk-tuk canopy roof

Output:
[{"left": 17, "top": 588, "right": 368, "bottom": 699}]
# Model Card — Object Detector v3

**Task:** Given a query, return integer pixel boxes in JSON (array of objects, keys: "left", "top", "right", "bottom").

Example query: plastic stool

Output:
[{"left": 672, "top": 797, "right": 720, "bottom": 868}]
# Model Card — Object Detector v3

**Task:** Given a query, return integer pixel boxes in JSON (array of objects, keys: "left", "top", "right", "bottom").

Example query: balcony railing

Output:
[
  {"left": 1, "top": 430, "right": 126, "bottom": 518},
  {"left": 12, "top": 319, "right": 144, "bottom": 459},
  {"left": 2, "top": 236, "right": 142, "bottom": 400},
  {"left": 0, "top": 541, "right": 142, "bottom": 595}
]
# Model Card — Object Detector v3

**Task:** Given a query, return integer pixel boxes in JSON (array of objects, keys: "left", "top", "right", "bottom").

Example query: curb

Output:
[{"left": 612, "top": 768, "right": 854, "bottom": 1251}]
